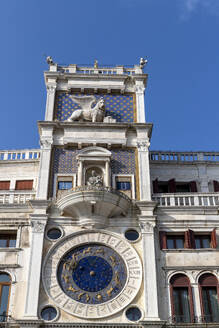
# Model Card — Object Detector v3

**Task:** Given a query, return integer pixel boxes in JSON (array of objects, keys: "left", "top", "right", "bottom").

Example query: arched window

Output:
[
  {"left": 170, "top": 274, "right": 194, "bottom": 323},
  {"left": 0, "top": 273, "right": 11, "bottom": 322},
  {"left": 199, "top": 273, "right": 219, "bottom": 322}
]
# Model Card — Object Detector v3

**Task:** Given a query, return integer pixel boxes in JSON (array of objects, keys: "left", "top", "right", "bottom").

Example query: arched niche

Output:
[{"left": 76, "top": 147, "right": 111, "bottom": 187}]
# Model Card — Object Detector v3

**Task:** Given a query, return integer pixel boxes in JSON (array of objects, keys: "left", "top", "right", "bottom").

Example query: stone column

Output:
[
  {"left": 45, "top": 83, "right": 57, "bottom": 121},
  {"left": 137, "top": 141, "right": 151, "bottom": 201},
  {"left": 105, "top": 160, "right": 110, "bottom": 187},
  {"left": 24, "top": 215, "right": 47, "bottom": 318},
  {"left": 140, "top": 219, "right": 160, "bottom": 320},
  {"left": 78, "top": 161, "right": 83, "bottom": 186},
  {"left": 135, "top": 85, "right": 146, "bottom": 123},
  {"left": 192, "top": 283, "right": 202, "bottom": 322}
]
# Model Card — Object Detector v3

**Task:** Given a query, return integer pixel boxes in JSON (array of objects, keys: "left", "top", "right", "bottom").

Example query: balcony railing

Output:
[
  {"left": 0, "top": 149, "right": 40, "bottom": 161},
  {"left": 57, "top": 185, "right": 131, "bottom": 202},
  {"left": 150, "top": 151, "right": 219, "bottom": 163},
  {"left": 0, "top": 191, "right": 35, "bottom": 204},
  {"left": 169, "top": 315, "right": 219, "bottom": 324},
  {"left": 153, "top": 192, "right": 219, "bottom": 207}
]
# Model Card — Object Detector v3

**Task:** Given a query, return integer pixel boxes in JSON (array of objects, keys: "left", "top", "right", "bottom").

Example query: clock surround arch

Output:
[{"left": 42, "top": 229, "right": 142, "bottom": 319}]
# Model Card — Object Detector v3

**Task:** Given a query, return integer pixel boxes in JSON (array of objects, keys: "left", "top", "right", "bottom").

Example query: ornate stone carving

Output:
[
  {"left": 67, "top": 96, "right": 105, "bottom": 123},
  {"left": 86, "top": 170, "right": 103, "bottom": 187},
  {"left": 139, "top": 221, "right": 155, "bottom": 233},
  {"left": 47, "top": 85, "right": 56, "bottom": 95},
  {"left": 40, "top": 139, "right": 53, "bottom": 150},
  {"left": 137, "top": 141, "right": 150, "bottom": 151},
  {"left": 103, "top": 116, "right": 116, "bottom": 123},
  {"left": 135, "top": 85, "right": 145, "bottom": 93},
  {"left": 124, "top": 76, "right": 135, "bottom": 92},
  {"left": 31, "top": 220, "right": 45, "bottom": 233}
]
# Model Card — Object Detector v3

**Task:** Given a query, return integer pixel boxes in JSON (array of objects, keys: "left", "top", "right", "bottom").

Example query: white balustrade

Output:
[
  {"left": 0, "top": 191, "right": 35, "bottom": 204},
  {"left": 150, "top": 151, "right": 219, "bottom": 163},
  {"left": 0, "top": 149, "right": 40, "bottom": 161},
  {"left": 153, "top": 193, "right": 219, "bottom": 207},
  {"left": 57, "top": 65, "right": 137, "bottom": 76}
]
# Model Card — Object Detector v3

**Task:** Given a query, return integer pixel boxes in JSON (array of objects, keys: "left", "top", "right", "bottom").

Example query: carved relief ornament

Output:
[
  {"left": 137, "top": 141, "right": 150, "bottom": 151},
  {"left": 47, "top": 84, "right": 56, "bottom": 95},
  {"left": 40, "top": 139, "right": 53, "bottom": 150},
  {"left": 31, "top": 220, "right": 46, "bottom": 233}
]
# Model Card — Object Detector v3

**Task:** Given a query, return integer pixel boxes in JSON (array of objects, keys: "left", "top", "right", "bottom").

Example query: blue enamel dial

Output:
[
  {"left": 57, "top": 243, "right": 127, "bottom": 304},
  {"left": 73, "top": 256, "right": 113, "bottom": 292}
]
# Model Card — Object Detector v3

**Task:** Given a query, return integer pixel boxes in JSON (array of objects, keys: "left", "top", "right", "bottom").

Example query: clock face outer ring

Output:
[{"left": 42, "top": 230, "right": 142, "bottom": 319}]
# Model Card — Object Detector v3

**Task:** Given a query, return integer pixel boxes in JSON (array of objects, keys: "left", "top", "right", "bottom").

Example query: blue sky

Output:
[{"left": 0, "top": 0, "right": 219, "bottom": 151}]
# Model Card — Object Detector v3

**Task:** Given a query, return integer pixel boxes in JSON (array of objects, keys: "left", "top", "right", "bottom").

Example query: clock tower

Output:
[{"left": 24, "top": 58, "right": 162, "bottom": 327}]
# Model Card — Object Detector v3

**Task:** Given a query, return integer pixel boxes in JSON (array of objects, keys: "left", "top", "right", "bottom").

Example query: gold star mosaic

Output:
[{"left": 55, "top": 92, "right": 135, "bottom": 123}]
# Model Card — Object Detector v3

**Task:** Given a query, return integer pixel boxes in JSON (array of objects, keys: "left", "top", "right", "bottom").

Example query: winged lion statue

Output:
[{"left": 67, "top": 96, "right": 105, "bottom": 123}]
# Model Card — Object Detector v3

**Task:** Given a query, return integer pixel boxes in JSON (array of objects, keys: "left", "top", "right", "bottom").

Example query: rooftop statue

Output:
[
  {"left": 140, "top": 57, "right": 147, "bottom": 69},
  {"left": 67, "top": 96, "right": 105, "bottom": 123},
  {"left": 46, "top": 56, "right": 54, "bottom": 65}
]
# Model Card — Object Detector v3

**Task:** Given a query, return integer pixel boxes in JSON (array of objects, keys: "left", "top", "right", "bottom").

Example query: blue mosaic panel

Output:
[
  {"left": 111, "top": 149, "right": 136, "bottom": 174},
  {"left": 53, "top": 148, "right": 136, "bottom": 175},
  {"left": 53, "top": 148, "right": 79, "bottom": 174},
  {"left": 55, "top": 93, "right": 135, "bottom": 123}
]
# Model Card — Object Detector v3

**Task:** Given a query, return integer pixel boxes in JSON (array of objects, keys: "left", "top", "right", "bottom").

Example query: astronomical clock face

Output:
[{"left": 43, "top": 231, "right": 142, "bottom": 319}]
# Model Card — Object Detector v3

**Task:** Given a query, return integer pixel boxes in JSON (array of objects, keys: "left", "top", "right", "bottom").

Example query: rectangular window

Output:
[
  {"left": 167, "top": 235, "right": 185, "bottom": 249},
  {"left": 195, "top": 235, "right": 211, "bottom": 249},
  {"left": 213, "top": 180, "right": 219, "bottom": 192},
  {"left": 15, "top": 180, "right": 33, "bottom": 190},
  {"left": 116, "top": 181, "right": 131, "bottom": 190},
  {"left": 153, "top": 179, "right": 197, "bottom": 193},
  {"left": 160, "top": 229, "right": 217, "bottom": 250},
  {"left": 0, "top": 182, "right": 10, "bottom": 190},
  {"left": 0, "top": 233, "right": 16, "bottom": 248},
  {"left": 58, "top": 181, "right": 73, "bottom": 190},
  {"left": 115, "top": 176, "right": 133, "bottom": 198}
]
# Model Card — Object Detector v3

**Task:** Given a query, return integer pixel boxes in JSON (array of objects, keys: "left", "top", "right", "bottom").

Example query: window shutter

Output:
[
  {"left": 184, "top": 231, "right": 190, "bottom": 248},
  {"left": 188, "top": 229, "right": 195, "bottom": 248},
  {"left": 0, "top": 181, "right": 10, "bottom": 190},
  {"left": 159, "top": 231, "right": 167, "bottom": 249},
  {"left": 213, "top": 180, "right": 219, "bottom": 192},
  {"left": 211, "top": 228, "right": 217, "bottom": 248},
  {"left": 168, "top": 179, "right": 176, "bottom": 193},
  {"left": 15, "top": 180, "right": 33, "bottom": 190},
  {"left": 188, "top": 284, "right": 195, "bottom": 323},
  {"left": 190, "top": 181, "right": 197, "bottom": 192},
  {"left": 153, "top": 179, "right": 159, "bottom": 193}
]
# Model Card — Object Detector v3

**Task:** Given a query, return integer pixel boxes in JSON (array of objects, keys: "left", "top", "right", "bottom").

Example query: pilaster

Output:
[
  {"left": 137, "top": 141, "right": 151, "bottom": 201},
  {"left": 45, "top": 82, "right": 57, "bottom": 121},
  {"left": 135, "top": 84, "right": 146, "bottom": 123},
  {"left": 137, "top": 201, "right": 159, "bottom": 321},
  {"left": 37, "top": 127, "right": 54, "bottom": 199},
  {"left": 24, "top": 205, "right": 49, "bottom": 319}
]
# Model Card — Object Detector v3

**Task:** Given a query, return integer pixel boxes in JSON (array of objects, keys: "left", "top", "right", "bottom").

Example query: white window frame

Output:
[
  {"left": 53, "top": 173, "right": 77, "bottom": 197},
  {"left": 112, "top": 174, "right": 135, "bottom": 199}
]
